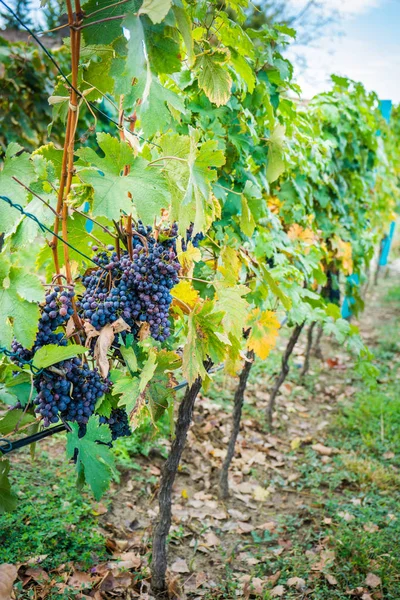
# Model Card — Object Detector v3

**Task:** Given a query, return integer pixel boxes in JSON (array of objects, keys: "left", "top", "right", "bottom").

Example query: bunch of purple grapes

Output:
[
  {"left": 77, "top": 222, "right": 180, "bottom": 342},
  {"left": 11, "top": 286, "right": 75, "bottom": 369},
  {"left": 34, "top": 357, "right": 108, "bottom": 427},
  {"left": 99, "top": 408, "right": 131, "bottom": 440},
  {"left": 181, "top": 223, "right": 205, "bottom": 252}
]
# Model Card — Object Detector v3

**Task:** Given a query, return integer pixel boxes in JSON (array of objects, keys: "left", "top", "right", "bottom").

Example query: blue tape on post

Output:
[
  {"left": 341, "top": 273, "right": 360, "bottom": 319},
  {"left": 379, "top": 100, "right": 392, "bottom": 124},
  {"left": 379, "top": 221, "right": 396, "bottom": 267},
  {"left": 83, "top": 201, "right": 94, "bottom": 233}
]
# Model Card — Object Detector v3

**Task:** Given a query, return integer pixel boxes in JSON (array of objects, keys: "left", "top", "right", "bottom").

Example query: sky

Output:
[
  {"left": 8, "top": 0, "right": 400, "bottom": 103},
  {"left": 287, "top": 0, "right": 400, "bottom": 102}
]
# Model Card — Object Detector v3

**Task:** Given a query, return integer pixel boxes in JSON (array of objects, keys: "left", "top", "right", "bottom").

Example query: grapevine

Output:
[{"left": 0, "top": 0, "right": 398, "bottom": 596}]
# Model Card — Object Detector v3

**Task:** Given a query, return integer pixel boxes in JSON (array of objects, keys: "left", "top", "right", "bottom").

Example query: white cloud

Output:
[
  {"left": 288, "top": 30, "right": 400, "bottom": 101},
  {"left": 288, "top": 0, "right": 383, "bottom": 17}
]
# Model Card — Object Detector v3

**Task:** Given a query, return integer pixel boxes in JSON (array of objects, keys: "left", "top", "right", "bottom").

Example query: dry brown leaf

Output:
[
  {"left": 361, "top": 594, "right": 374, "bottom": 600},
  {"left": 312, "top": 443, "right": 338, "bottom": 456},
  {"left": 171, "top": 559, "right": 190, "bottom": 574},
  {"left": 338, "top": 511, "right": 355, "bottom": 522},
  {"left": 66, "top": 315, "right": 77, "bottom": 338},
  {"left": 115, "top": 552, "right": 141, "bottom": 570},
  {"left": 325, "top": 574, "right": 338, "bottom": 585},
  {"left": 237, "top": 521, "right": 255, "bottom": 534},
  {"left": 267, "top": 571, "right": 281, "bottom": 585},
  {"left": 93, "top": 319, "right": 131, "bottom": 377},
  {"left": 363, "top": 522, "right": 379, "bottom": 533},
  {"left": 138, "top": 321, "right": 151, "bottom": 341},
  {"left": 257, "top": 521, "right": 276, "bottom": 532},
  {"left": 0, "top": 564, "right": 17, "bottom": 600},
  {"left": 100, "top": 571, "right": 133, "bottom": 592},
  {"left": 271, "top": 584, "right": 286, "bottom": 597},
  {"left": 383, "top": 451, "right": 395, "bottom": 460},
  {"left": 287, "top": 576, "right": 306, "bottom": 590},
  {"left": 365, "top": 573, "right": 381, "bottom": 588},
  {"left": 67, "top": 571, "right": 93, "bottom": 588},
  {"left": 203, "top": 532, "right": 220, "bottom": 547},
  {"left": 92, "top": 502, "right": 108, "bottom": 515}
]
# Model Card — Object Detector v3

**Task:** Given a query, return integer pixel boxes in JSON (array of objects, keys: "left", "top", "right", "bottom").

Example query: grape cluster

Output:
[
  {"left": 99, "top": 408, "right": 131, "bottom": 441},
  {"left": 11, "top": 286, "right": 75, "bottom": 367},
  {"left": 34, "top": 357, "right": 108, "bottom": 427},
  {"left": 181, "top": 223, "right": 205, "bottom": 251},
  {"left": 35, "top": 286, "right": 75, "bottom": 349},
  {"left": 77, "top": 223, "right": 180, "bottom": 342}
]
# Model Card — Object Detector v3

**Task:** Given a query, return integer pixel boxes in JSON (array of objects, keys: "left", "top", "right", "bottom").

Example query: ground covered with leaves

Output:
[{"left": 1, "top": 270, "right": 400, "bottom": 600}]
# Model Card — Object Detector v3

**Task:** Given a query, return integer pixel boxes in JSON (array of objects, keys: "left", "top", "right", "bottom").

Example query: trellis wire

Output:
[{"left": 0, "top": 195, "right": 102, "bottom": 268}]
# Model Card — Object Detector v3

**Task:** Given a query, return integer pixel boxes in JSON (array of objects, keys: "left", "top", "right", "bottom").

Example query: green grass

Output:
[{"left": 0, "top": 444, "right": 108, "bottom": 570}]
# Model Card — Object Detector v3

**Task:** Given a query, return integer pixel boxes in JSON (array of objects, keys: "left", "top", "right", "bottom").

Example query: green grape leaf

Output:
[
  {"left": 145, "top": 371, "right": 172, "bottom": 423},
  {"left": 139, "top": 350, "right": 157, "bottom": 393},
  {"left": 32, "top": 344, "right": 88, "bottom": 369},
  {"left": 266, "top": 124, "right": 286, "bottom": 183},
  {"left": 113, "top": 375, "right": 140, "bottom": 413},
  {"left": 214, "top": 284, "right": 250, "bottom": 340},
  {"left": 66, "top": 416, "right": 114, "bottom": 500},
  {"left": 261, "top": 265, "right": 292, "bottom": 311},
  {"left": 0, "top": 144, "right": 35, "bottom": 235},
  {"left": 0, "top": 409, "right": 36, "bottom": 435},
  {"left": 172, "top": 4, "right": 194, "bottom": 65},
  {"left": 0, "top": 255, "right": 42, "bottom": 349},
  {"left": 81, "top": 0, "right": 139, "bottom": 45},
  {"left": 77, "top": 133, "right": 170, "bottom": 222},
  {"left": 138, "top": 0, "right": 172, "bottom": 23},
  {"left": 240, "top": 195, "right": 256, "bottom": 236},
  {"left": 118, "top": 344, "right": 138, "bottom": 375},
  {"left": 136, "top": 76, "right": 185, "bottom": 137},
  {"left": 0, "top": 460, "right": 17, "bottom": 513},
  {"left": 159, "top": 130, "right": 225, "bottom": 234},
  {"left": 183, "top": 301, "right": 227, "bottom": 385},
  {"left": 196, "top": 51, "right": 232, "bottom": 106}
]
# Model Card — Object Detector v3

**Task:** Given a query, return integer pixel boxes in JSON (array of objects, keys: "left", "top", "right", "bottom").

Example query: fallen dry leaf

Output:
[
  {"left": 312, "top": 443, "right": 337, "bottom": 456},
  {"left": 383, "top": 451, "right": 395, "bottom": 460},
  {"left": 237, "top": 521, "right": 255, "bottom": 534},
  {"left": 365, "top": 572, "right": 381, "bottom": 588},
  {"left": 0, "top": 564, "right": 18, "bottom": 600},
  {"left": 325, "top": 574, "right": 338, "bottom": 585},
  {"left": 67, "top": 571, "right": 93, "bottom": 588},
  {"left": 203, "top": 531, "right": 220, "bottom": 547},
  {"left": 253, "top": 485, "right": 270, "bottom": 501},
  {"left": 271, "top": 584, "right": 286, "bottom": 597},
  {"left": 287, "top": 576, "right": 306, "bottom": 590},
  {"left": 338, "top": 511, "right": 355, "bottom": 522},
  {"left": 363, "top": 522, "right": 379, "bottom": 533},
  {"left": 171, "top": 559, "right": 190, "bottom": 574}
]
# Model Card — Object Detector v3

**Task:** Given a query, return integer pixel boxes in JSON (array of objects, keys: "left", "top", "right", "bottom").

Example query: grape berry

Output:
[{"left": 100, "top": 408, "right": 131, "bottom": 440}]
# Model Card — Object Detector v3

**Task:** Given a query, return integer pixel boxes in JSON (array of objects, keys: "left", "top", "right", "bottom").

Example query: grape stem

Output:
[{"left": 12, "top": 177, "right": 59, "bottom": 217}]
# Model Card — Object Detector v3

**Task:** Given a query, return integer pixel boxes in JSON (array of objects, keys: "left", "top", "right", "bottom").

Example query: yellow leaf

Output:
[
  {"left": 291, "top": 437, "right": 302, "bottom": 450},
  {"left": 218, "top": 246, "right": 241, "bottom": 286},
  {"left": 332, "top": 236, "right": 353, "bottom": 275},
  {"left": 267, "top": 196, "right": 282, "bottom": 214},
  {"left": 171, "top": 280, "right": 200, "bottom": 311},
  {"left": 287, "top": 224, "right": 315, "bottom": 245},
  {"left": 181, "top": 488, "right": 188, "bottom": 499},
  {"left": 177, "top": 241, "right": 202, "bottom": 277},
  {"left": 247, "top": 309, "right": 280, "bottom": 360},
  {"left": 253, "top": 485, "right": 270, "bottom": 501}
]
